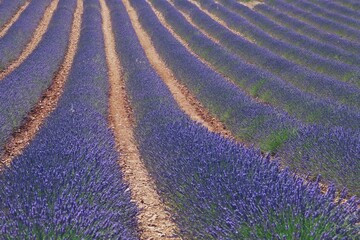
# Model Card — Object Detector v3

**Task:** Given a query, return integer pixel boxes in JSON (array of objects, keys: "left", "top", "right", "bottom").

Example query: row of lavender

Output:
[
  {"left": 210, "top": 0, "right": 360, "bottom": 88},
  {"left": 193, "top": 0, "right": 360, "bottom": 88},
  {"left": 109, "top": 0, "right": 359, "bottom": 238},
  {"left": 316, "top": 0, "right": 360, "bottom": 18},
  {"left": 263, "top": 0, "right": 360, "bottom": 43},
  {"left": 0, "top": 0, "right": 138, "bottom": 237},
  {"left": 152, "top": 0, "right": 360, "bottom": 130},
  {"left": 174, "top": 0, "right": 360, "bottom": 112},
  {"left": 284, "top": 0, "right": 360, "bottom": 31},
  {"left": 334, "top": 0, "right": 360, "bottom": 12},
  {"left": 0, "top": 0, "right": 73, "bottom": 153},
  {"left": 0, "top": 0, "right": 53, "bottom": 70},
  {"left": 255, "top": 2, "right": 360, "bottom": 55},
  {"left": 142, "top": 0, "right": 360, "bottom": 194},
  {"left": 0, "top": 0, "right": 27, "bottom": 30},
  {"left": 217, "top": 0, "right": 360, "bottom": 70}
]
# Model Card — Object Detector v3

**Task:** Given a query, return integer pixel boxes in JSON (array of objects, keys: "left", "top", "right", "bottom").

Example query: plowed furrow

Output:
[
  {"left": 0, "top": 0, "right": 59, "bottom": 80},
  {"left": 100, "top": 0, "right": 180, "bottom": 239},
  {"left": 0, "top": 0, "right": 83, "bottom": 169},
  {"left": 0, "top": 1, "right": 30, "bottom": 38}
]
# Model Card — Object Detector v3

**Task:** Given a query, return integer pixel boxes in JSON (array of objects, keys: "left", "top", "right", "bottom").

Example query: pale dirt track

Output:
[
  {"left": 188, "top": 0, "right": 256, "bottom": 43},
  {"left": 146, "top": 0, "right": 351, "bottom": 202},
  {"left": 231, "top": 0, "right": 263, "bottom": 9},
  {"left": 0, "top": 0, "right": 59, "bottom": 81},
  {"left": 0, "top": 0, "right": 83, "bottom": 170},
  {"left": 101, "top": 0, "right": 180, "bottom": 239},
  {"left": 126, "top": 0, "right": 232, "bottom": 138},
  {"left": 0, "top": 1, "right": 30, "bottom": 38}
]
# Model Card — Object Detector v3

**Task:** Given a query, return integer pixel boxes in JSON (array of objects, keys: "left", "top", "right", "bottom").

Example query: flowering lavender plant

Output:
[
  {"left": 0, "top": 0, "right": 53, "bottom": 70},
  {"left": 0, "top": 0, "right": 139, "bottom": 238},
  {"left": 109, "top": 0, "right": 360, "bottom": 238}
]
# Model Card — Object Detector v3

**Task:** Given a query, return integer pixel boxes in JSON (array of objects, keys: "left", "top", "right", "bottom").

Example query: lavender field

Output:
[{"left": 0, "top": 0, "right": 359, "bottom": 239}]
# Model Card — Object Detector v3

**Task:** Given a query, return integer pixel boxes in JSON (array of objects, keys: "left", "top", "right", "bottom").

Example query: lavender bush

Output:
[
  {"left": 0, "top": 0, "right": 138, "bottom": 237},
  {"left": 0, "top": 0, "right": 75, "bottom": 152},
  {"left": 109, "top": 0, "right": 360, "bottom": 238},
  {"left": 0, "top": 0, "right": 53, "bottom": 70}
]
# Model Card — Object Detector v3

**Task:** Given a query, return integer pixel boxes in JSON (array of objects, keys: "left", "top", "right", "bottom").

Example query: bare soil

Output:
[
  {"left": 0, "top": 1, "right": 31, "bottom": 38},
  {"left": 189, "top": 0, "right": 257, "bottom": 44},
  {"left": 101, "top": 0, "right": 180, "bottom": 239},
  {"left": 237, "top": 0, "right": 263, "bottom": 9},
  {"left": 0, "top": 0, "right": 59, "bottom": 81},
  {"left": 147, "top": 0, "right": 357, "bottom": 206},
  {"left": 128, "top": 0, "right": 232, "bottom": 139},
  {"left": 0, "top": 0, "right": 83, "bottom": 170}
]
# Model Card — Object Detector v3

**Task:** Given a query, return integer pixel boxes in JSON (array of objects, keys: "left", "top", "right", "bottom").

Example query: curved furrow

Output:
[
  {"left": 216, "top": 0, "right": 360, "bottom": 70},
  {"left": 126, "top": 0, "right": 352, "bottom": 200},
  {"left": 0, "top": 0, "right": 26, "bottom": 29},
  {"left": 254, "top": 3, "right": 360, "bottom": 55},
  {"left": 150, "top": 0, "right": 360, "bottom": 130},
  {"left": 0, "top": 0, "right": 77, "bottom": 163},
  {"left": 0, "top": 0, "right": 139, "bottom": 237},
  {"left": 130, "top": 0, "right": 360, "bottom": 194},
  {"left": 0, "top": 0, "right": 29, "bottom": 38},
  {"left": 112, "top": 0, "right": 359, "bottom": 238},
  {"left": 100, "top": 0, "right": 179, "bottom": 238},
  {"left": 0, "top": 0, "right": 58, "bottom": 80},
  {"left": 194, "top": 0, "right": 360, "bottom": 82},
  {"left": 184, "top": 0, "right": 360, "bottom": 106},
  {"left": 264, "top": 0, "right": 360, "bottom": 43},
  {"left": 0, "top": 0, "right": 82, "bottom": 169}
]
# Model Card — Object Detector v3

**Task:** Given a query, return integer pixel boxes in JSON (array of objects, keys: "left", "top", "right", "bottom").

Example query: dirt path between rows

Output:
[
  {"left": 146, "top": 0, "right": 353, "bottom": 202},
  {"left": 100, "top": 0, "right": 180, "bottom": 239},
  {"left": 229, "top": 0, "right": 263, "bottom": 9},
  {"left": 149, "top": 0, "right": 275, "bottom": 109},
  {"left": 0, "top": 0, "right": 83, "bottom": 170},
  {"left": 0, "top": 0, "right": 59, "bottom": 81},
  {"left": 0, "top": 1, "right": 30, "bottom": 38},
  {"left": 125, "top": 0, "right": 231, "bottom": 139},
  {"left": 188, "top": 0, "right": 257, "bottom": 44}
]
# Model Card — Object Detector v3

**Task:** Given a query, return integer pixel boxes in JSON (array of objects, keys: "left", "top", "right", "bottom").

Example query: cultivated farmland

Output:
[{"left": 0, "top": 0, "right": 359, "bottom": 239}]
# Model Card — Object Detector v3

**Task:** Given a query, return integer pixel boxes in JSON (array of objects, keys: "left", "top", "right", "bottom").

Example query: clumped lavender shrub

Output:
[
  {"left": 0, "top": 0, "right": 138, "bottom": 238},
  {"left": 0, "top": 0, "right": 75, "bottom": 152},
  {"left": 109, "top": 0, "right": 360, "bottom": 238},
  {"left": 0, "top": 0, "right": 53, "bottom": 70}
]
